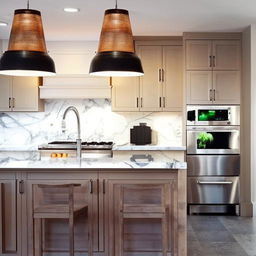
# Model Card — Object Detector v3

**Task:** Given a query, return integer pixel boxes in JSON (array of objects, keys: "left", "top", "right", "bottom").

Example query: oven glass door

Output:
[
  {"left": 187, "top": 126, "right": 240, "bottom": 154},
  {"left": 187, "top": 106, "right": 240, "bottom": 126},
  {"left": 198, "top": 109, "right": 229, "bottom": 122}
]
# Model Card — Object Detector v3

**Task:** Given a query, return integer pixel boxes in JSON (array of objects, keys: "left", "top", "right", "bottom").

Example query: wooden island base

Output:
[{"left": 0, "top": 169, "right": 187, "bottom": 256}]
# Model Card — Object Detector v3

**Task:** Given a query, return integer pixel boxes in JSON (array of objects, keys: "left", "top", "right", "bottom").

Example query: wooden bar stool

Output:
[{"left": 32, "top": 184, "right": 88, "bottom": 256}]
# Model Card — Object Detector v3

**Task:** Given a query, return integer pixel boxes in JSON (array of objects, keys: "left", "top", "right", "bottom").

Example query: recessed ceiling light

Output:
[
  {"left": 0, "top": 21, "right": 8, "bottom": 26},
  {"left": 64, "top": 7, "right": 80, "bottom": 13}
]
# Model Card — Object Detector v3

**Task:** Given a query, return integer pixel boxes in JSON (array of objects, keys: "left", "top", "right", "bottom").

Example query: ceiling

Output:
[{"left": 0, "top": 0, "right": 255, "bottom": 41}]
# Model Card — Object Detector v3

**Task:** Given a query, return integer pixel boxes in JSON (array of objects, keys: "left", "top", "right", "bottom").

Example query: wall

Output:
[
  {"left": 241, "top": 25, "right": 256, "bottom": 216},
  {"left": 0, "top": 99, "right": 183, "bottom": 149}
]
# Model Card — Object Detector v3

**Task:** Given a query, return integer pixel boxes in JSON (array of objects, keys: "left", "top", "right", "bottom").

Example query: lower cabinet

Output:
[
  {"left": 100, "top": 171, "right": 186, "bottom": 256},
  {"left": 0, "top": 173, "right": 22, "bottom": 256},
  {"left": 0, "top": 170, "right": 186, "bottom": 256}
]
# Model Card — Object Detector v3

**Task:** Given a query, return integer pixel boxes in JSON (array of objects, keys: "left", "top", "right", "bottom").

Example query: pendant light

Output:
[
  {"left": 0, "top": 0, "right": 55, "bottom": 76},
  {"left": 89, "top": 0, "right": 144, "bottom": 77}
]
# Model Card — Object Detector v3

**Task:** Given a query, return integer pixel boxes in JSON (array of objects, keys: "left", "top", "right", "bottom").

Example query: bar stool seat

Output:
[
  {"left": 33, "top": 183, "right": 88, "bottom": 256},
  {"left": 34, "top": 204, "right": 88, "bottom": 218}
]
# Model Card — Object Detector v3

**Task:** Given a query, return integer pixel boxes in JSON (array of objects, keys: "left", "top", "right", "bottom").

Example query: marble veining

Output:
[
  {"left": 0, "top": 99, "right": 183, "bottom": 149},
  {"left": 0, "top": 158, "right": 187, "bottom": 169}
]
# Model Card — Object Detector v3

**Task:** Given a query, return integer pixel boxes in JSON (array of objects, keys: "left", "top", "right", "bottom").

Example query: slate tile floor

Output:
[{"left": 188, "top": 216, "right": 256, "bottom": 256}]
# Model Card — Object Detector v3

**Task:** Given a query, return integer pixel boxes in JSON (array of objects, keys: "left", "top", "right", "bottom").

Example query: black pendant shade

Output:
[
  {"left": 0, "top": 9, "right": 55, "bottom": 76},
  {"left": 90, "top": 8, "right": 144, "bottom": 77},
  {"left": 89, "top": 51, "right": 143, "bottom": 76}
]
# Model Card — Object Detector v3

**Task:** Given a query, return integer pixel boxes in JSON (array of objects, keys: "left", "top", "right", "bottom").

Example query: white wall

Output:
[{"left": 241, "top": 25, "right": 256, "bottom": 216}]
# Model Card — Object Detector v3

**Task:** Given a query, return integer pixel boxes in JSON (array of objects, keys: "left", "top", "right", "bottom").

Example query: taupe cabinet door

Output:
[
  {"left": 0, "top": 76, "right": 12, "bottom": 111},
  {"left": 138, "top": 46, "right": 163, "bottom": 111},
  {"left": 186, "top": 71, "right": 212, "bottom": 104},
  {"left": 212, "top": 40, "right": 241, "bottom": 70},
  {"left": 213, "top": 71, "right": 240, "bottom": 104},
  {"left": 100, "top": 172, "right": 178, "bottom": 256},
  {"left": 12, "top": 77, "right": 41, "bottom": 111},
  {"left": 186, "top": 40, "right": 212, "bottom": 70},
  {"left": 163, "top": 46, "right": 183, "bottom": 111},
  {"left": 0, "top": 175, "right": 22, "bottom": 256},
  {"left": 0, "top": 76, "right": 42, "bottom": 112},
  {"left": 111, "top": 77, "right": 140, "bottom": 111}
]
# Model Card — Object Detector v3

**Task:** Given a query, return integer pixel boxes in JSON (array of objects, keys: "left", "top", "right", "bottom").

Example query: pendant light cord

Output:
[
  {"left": 115, "top": 0, "right": 118, "bottom": 9},
  {"left": 27, "top": 0, "right": 30, "bottom": 9}
]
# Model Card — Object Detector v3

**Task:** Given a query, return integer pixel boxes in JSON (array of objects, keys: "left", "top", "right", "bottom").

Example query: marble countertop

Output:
[
  {"left": 0, "top": 144, "right": 186, "bottom": 152},
  {"left": 113, "top": 144, "right": 186, "bottom": 151},
  {"left": 0, "top": 158, "right": 187, "bottom": 170}
]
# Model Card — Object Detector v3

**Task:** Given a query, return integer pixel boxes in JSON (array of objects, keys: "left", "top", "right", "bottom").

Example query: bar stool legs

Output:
[{"left": 34, "top": 219, "right": 42, "bottom": 256}]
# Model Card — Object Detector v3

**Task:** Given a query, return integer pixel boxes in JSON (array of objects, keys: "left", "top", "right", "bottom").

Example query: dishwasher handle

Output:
[{"left": 197, "top": 180, "right": 233, "bottom": 185}]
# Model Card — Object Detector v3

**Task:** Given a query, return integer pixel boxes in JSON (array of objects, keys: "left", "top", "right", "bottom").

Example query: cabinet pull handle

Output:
[
  {"left": 159, "top": 97, "right": 162, "bottom": 108},
  {"left": 163, "top": 97, "right": 166, "bottom": 108},
  {"left": 141, "top": 97, "right": 143, "bottom": 108},
  {"left": 162, "top": 69, "right": 164, "bottom": 82},
  {"left": 90, "top": 180, "right": 93, "bottom": 194},
  {"left": 213, "top": 89, "right": 216, "bottom": 101},
  {"left": 209, "top": 56, "right": 212, "bottom": 67},
  {"left": 136, "top": 97, "right": 139, "bottom": 108},
  {"left": 212, "top": 56, "right": 216, "bottom": 67},
  {"left": 209, "top": 89, "right": 212, "bottom": 101},
  {"left": 158, "top": 68, "right": 162, "bottom": 82},
  {"left": 9, "top": 97, "right": 12, "bottom": 108},
  {"left": 103, "top": 179, "right": 106, "bottom": 194},
  {"left": 12, "top": 98, "right": 15, "bottom": 109},
  {"left": 19, "top": 180, "right": 24, "bottom": 194}
]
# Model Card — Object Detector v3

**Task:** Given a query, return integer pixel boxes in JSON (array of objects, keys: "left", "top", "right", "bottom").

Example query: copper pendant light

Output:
[
  {"left": 0, "top": 0, "right": 55, "bottom": 76},
  {"left": 89, "top": 0, "right": 144, "bottom": 77}
]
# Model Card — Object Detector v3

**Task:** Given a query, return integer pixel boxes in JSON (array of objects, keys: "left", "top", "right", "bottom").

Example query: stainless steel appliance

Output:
[
  {"left": 187, "top": 126, "right": 240, "bottom": 155},
  {"left": 186, "top": 105, "right": 240, "bottom": 215},
  {"left": 187, "top": 105, "right": 240, "bottom": 126},
  {"left": 38, "top": 141, "right": 113, "bottom": 159}
]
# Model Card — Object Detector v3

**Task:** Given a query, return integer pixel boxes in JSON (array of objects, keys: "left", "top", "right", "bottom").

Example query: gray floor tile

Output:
[
  {"left": 233, "top": 234, "right": 256, "bottom": 256},
  {"left": 188, "top": 215, "right": 256, "bottom": 256},
  {"left": 196, "top": 230, "right": 236, "bottom": 242},
  {"left": 214, "top": 242, "right": 249, "bottom": 256},
  {"left": 188, "top": 228, "right": 198, "bottom": 242}
]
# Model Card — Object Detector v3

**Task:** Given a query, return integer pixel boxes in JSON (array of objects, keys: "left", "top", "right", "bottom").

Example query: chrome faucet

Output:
[{"left": 62, "top": 106, "right": 82, "bottom": 159}]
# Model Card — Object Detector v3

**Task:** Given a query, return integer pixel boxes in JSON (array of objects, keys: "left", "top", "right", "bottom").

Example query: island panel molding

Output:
[{"left": 0, "top": 169, "right": 187, "bottom": 256}]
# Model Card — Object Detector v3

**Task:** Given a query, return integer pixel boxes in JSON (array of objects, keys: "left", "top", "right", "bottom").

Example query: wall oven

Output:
[
  {"left": 187, "top": 105, "right": 240, "bottom": 126},
  {"left": 186, "top": 105, "right": 240, "bottom": 215},
  {"left": 187, "top": 126, "right": 240, "bottom": 155}
]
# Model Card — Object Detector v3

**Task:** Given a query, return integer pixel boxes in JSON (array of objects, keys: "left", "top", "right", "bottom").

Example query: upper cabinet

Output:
[
  {"left": 212, "top": 40, "right": 241, "bottom": 70},
  {"left": 185, "top": 35, "right": 241, "bottom": 104},
  {"left": 0, "top": 76, "right": 43, "bottom": 112},
  {"left": 112, "top": 40, "right": 183, "bottom": 112},
  {"left": 186, "top": 40, "right": 212, "bottom": 70},
  {"left": 138, "top": 46, "right": 163, "bottom": 111}
]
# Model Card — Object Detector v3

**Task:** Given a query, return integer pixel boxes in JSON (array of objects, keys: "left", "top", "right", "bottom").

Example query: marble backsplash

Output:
[{"left": 0, "top": 99, "right": 183, "bottom": 149}]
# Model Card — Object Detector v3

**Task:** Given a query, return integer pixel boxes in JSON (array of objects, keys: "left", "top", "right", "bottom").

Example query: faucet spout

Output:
[{"left": 62, "top": 106, "right": 82, "bottom": 159}]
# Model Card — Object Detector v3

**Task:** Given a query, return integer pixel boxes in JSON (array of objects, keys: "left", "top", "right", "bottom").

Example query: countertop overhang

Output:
[{"left": 0, "top": 158, "right": 187, "bottom": 170}]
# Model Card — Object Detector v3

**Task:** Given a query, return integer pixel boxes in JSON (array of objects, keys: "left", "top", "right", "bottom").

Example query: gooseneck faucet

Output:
[{"left": 62, "top": 106, "right": 82, "bottom": 159}]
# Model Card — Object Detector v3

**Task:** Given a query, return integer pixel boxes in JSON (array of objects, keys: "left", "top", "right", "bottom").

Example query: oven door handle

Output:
[
  {"left": 197, "top": 180, "right": 233, "bottom": 185},
  {"left": 187, "top": 129, "right": 239, "bottom": 132}
]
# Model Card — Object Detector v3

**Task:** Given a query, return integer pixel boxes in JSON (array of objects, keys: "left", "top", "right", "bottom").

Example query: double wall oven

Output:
[{"left": 186, "top": 105, "right": 240, "bottom": 214}]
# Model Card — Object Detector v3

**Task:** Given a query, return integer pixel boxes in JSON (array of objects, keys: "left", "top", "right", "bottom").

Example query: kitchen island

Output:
[{"left": 0, "top": 158, "right": 187, "bottom": 256}]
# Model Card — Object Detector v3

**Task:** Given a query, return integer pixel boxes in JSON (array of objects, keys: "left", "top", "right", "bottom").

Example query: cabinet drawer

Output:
[{"left": 188, "top": 176, "right": 240, "bottom": 204}]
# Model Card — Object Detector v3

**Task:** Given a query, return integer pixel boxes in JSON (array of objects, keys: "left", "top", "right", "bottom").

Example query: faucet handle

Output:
[{"left": 61, "top": 120, "right": 66, "bottom": 133}]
